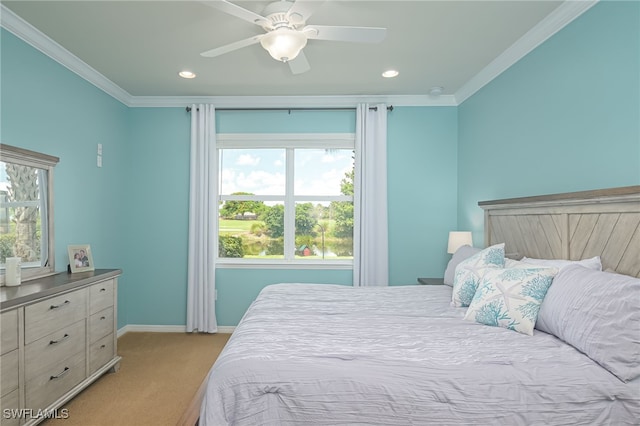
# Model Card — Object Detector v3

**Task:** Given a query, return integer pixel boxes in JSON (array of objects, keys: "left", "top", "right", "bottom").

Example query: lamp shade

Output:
[
  {"left": 447, "top": 231, "right": 473, "bottom": 254},
  {"left": 260, "top": 28, "right": 308, "bottom": 62}
]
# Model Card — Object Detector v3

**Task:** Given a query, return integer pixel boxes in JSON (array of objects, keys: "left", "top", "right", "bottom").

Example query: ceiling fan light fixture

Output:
[{"left": 260, "top": 27, "right": 308, "bottom": 62}]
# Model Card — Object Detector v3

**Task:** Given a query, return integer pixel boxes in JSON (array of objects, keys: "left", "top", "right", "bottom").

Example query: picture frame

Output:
[{"left": 67, "top": 244, "right": 95, "bottom": 273}]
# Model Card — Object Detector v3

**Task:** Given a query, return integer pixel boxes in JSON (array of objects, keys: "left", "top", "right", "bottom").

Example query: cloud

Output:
[
  {"left": 221, "top": 169, "right": 285, "bottom": 195},
  {"left": 321, "top": 152, "right": 349, "bottom": 163},
  {"left": 236, "top": 154, "right": 260, "bottom": 166},
  {"left": 294, "top": 165, "right": 351, "bottom": 196}
]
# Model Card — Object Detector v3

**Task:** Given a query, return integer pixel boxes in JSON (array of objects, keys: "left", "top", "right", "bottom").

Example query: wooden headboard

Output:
[{"left": 479, "top": 186, "right": 640, "bottom": 278}]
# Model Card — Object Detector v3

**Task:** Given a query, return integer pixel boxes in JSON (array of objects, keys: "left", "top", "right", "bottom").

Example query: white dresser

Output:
[{"left": 0, "top": 269, "right": 121, "bottom": 426}]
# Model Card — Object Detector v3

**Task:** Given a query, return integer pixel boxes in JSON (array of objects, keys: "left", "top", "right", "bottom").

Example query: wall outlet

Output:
[{"left": 97, "top": 155, "right": 102, "bottom": 168}]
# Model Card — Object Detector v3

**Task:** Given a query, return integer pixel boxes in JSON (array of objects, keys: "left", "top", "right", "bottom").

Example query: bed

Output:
[{"left": 198, "top": 186, "right": 640, "bottom": 425}]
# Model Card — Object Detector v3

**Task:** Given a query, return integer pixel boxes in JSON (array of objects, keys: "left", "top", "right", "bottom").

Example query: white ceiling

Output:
[{"left": 2, "top": 1, "right": 587, "bottom": 103}]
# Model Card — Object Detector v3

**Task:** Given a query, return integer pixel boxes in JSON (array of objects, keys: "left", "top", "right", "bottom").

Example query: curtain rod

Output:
[{"left": 185, "top": 106, "right": 393, "bottom": 113}]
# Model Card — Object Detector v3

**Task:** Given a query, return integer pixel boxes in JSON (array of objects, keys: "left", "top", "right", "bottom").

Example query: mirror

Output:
[{"left": 0, "top": 144, "right": 59, "bottom": 284}]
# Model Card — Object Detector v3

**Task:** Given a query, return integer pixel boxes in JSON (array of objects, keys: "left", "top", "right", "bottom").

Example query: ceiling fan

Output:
[{"left": 200, "top": 0, "right": 387, "bottom": 74}]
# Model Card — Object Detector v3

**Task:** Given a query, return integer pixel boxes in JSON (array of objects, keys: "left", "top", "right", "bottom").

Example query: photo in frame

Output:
[{"left": 67, "top": 244, "right": 95, "bottom": 273}]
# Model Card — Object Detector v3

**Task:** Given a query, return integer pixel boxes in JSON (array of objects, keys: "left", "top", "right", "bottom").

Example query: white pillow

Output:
[
  {"left": 520, "top": 256, "right": 602, "bottom": 271},
  {"left": 535, "top": 265, "right": 640, "bottom": 382},
  {"left": 505, "top": 258, "right": 536, "bottom": 269},
  {"left": 444, "top": 245, "right": 481, "bottom": 286},
  {"left": 451, "top": 243, "right": 505, "bottom": 307},
  {"left": 464, "top": 266, "right": 558, "bottom": 336}
]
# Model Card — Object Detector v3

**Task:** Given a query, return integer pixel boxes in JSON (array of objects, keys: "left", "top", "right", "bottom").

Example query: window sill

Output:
[{"left": 215, "top": 260, "right": 353, "bottom": 270}]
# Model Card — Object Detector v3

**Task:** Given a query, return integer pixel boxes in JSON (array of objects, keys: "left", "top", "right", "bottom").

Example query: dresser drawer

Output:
[
  {"left": 0, "top": 309, "right": 19, "bottom": 355},
  {"left": 0, "top": 388, "right": 20, "bottom": 426},
  {"left": 0, "top": 349, "right": 19, "bottom": 397},
  {"left": 25, "top": 320, "right": 86, "bottom": 382},
  {"left": 89, "top": 279, "right": 114, "bottom": 315},
  {"left": 89, "top": 333, "right": 114, "bottom": 375},
  {"left": 25, "top": 350, "right": 86, "bottom": 410},
  {"left": 25, "top": 288, "right": 86, "bottom": 344},
  {"left": 89, "top": 306, "right": 114, "bottom": 344}
]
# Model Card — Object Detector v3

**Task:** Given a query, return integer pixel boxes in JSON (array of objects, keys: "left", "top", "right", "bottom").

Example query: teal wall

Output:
[
  {"left": 216, "top": 109, "right": 355, "bottom": 133},
  {"left": 3, "top": 0, "right": 637, "bottom": 328},
  {"left": 123, "top": 107, "right": 457, "bottom": 325},
  {"left": 1, "top": 23, "right": 458, "bottom": 328},
  {"left": 125, "top": 108, "right": 191, "bottom": 326},
  {"left": 1, "top": 29, "right": 131, "bottom": 328},
  {"left": 457, "top": 1, "right": 640, "bottom": 243},
  {"left": 388, "top": 107, "right": 458, "bottom": 283}
]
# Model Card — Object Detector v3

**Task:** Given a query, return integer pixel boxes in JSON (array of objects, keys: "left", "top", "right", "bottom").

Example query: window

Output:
[
  {"left": 217, "top": 134, "right": 354, "bottom": 265},
  {"left": 0, "top": 144, "right": 59, "bottom": 283}
]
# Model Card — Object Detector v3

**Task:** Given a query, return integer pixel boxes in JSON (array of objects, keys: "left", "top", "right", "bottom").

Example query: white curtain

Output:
[
  {"left": 353, "top": 103, "right": 389, "bottom": 287},
  {"left": 187, "top": 104, "right": 218, "bottom": 333}
]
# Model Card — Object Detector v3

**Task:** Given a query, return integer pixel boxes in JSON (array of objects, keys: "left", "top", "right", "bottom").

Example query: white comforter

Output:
[{"left": 200, "top": 284, "right": 640, "bottom": 425}]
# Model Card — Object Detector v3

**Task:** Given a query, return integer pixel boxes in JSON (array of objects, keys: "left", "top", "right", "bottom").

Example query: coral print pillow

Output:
[
  {"left": 451, "top": 243, "right": 505, "bottom": 307},
  {"left": 464, "top": 266, "right": 558, "bottom": 336}
]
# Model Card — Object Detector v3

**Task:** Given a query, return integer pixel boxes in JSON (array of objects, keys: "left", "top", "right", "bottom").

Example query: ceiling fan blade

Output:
[
  {"left": 305, "top": 25, "right": 387, "bottom": 43},
  {"left": 201, "top": 0, "right": 270, "bottom": 28},
  {"left": 288, "top": 50, "right": 311, "bottom": 75},
  {"left": 286, "top": 0, "right": 325, "bottom": 22},
  {"left": 200, "top": 35, "right": 263, "bottom": 58}
]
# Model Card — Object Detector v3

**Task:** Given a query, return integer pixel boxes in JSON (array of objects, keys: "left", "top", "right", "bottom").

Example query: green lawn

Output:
[{"left": 219, "top": 219, "right": 258, "bottom": 234}]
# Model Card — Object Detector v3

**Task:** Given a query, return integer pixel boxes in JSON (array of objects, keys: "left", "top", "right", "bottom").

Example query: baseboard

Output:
[{"left": 117, "top": 324, "right": 236, "bottom": 337}]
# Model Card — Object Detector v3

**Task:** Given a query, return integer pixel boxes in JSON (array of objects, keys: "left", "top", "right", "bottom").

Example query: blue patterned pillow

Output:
[
  {"left": 464, "top": 266, "right": 558, "bottom": 336},
  {"left": 451, "top": 243, "right": 505, "bottom": 307}
]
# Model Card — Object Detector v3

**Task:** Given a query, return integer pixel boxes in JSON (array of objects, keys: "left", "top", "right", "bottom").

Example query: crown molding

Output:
[
  {"left": 128, "top": 94, "right": 457, "bottom": 108},
  {"left": 2, "top": 1, "right": 597, "bottom": 109},
  {"left": 454, "top": 0, "right": 599, "bottom": 105},
  {"left": 0, "top": 4, "right": 134, "bottom": 105}
]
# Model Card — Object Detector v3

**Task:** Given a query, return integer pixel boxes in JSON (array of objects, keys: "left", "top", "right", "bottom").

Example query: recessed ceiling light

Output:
[
  {"left": 179, "top": 71, "right": 196, "bottom": 79},
  {"left": 382, "top": 70, "right": 399, "bottom": 78}
]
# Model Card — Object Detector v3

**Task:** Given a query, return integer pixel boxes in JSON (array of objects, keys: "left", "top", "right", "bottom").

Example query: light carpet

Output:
[{"left": 42, "top": 332, "right": 231, "bottom": 426}]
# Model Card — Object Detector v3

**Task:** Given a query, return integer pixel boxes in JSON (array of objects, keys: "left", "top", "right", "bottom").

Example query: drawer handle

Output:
[
  {"left": 99, "top": 288, "right": 106, "bottom": 292},
  {"left": 49, "top": 334, "right": 70, "bottom": 345},
  {"left": 50, "top": 367, "right": 70, "bottom": 380},
  {"left": 50, "top": 300, "right": 70, "bottom": 310}
]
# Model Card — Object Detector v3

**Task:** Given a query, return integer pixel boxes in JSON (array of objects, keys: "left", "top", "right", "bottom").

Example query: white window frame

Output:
[
  {"left": 216, "top": 133, "right": 355, "bottom": 269},
  {"left": 0, "top": 144, "right": 59, "bottom": 283}
]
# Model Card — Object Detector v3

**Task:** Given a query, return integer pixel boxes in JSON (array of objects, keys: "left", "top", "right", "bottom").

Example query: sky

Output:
[
  {"left": 0, "top": 163, "right": 7, "bottom": 193},
  {"left": 220, "top": 148, "right": 353, "bottom": 197}
]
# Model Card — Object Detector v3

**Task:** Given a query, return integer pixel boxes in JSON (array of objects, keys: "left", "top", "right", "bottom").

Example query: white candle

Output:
[{"left": 5, "top": 257, "right": 21, "bottom": 286}]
